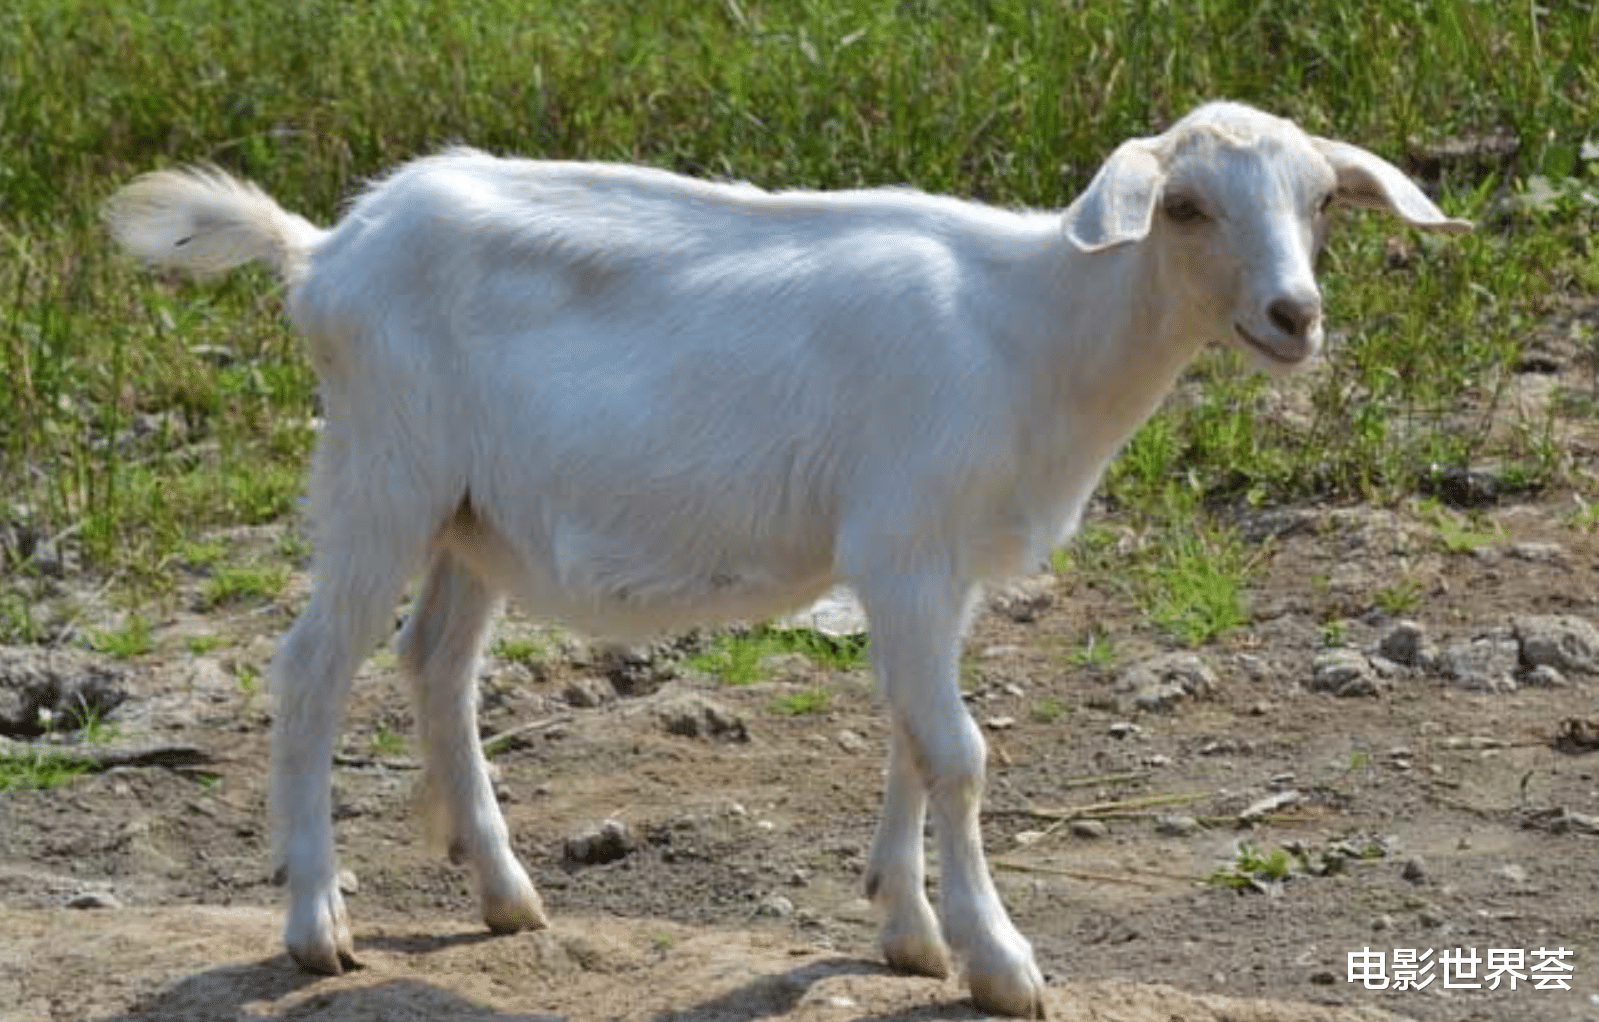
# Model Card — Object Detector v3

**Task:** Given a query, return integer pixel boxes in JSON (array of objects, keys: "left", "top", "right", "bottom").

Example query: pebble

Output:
[
  {"left": 834, "top": 729, "right": 869, "bottom": 754},
  {"left": 1401, "top": 856, "right": 1429, "bottom": 884},
  {"left": 563, "top": 818, "right": 636, "bottom": 867},
  {"left": 337, "top": 869, "right": 359, "bottom": 895},
  {"left": 1069, "top": 819, "right": 1109, "bottom": 840},
  {"left": 1154, "top": 814, "right": 1199, "bottom": 837},
  {"left": 756, "top": 894, "right": 795, "bottom": 918},
  {"left": 65, "top": 891, "right": 121, "bottom": 910},
  {"left": 1108, "top": 722, "right": 1142, "bottom": 739}
]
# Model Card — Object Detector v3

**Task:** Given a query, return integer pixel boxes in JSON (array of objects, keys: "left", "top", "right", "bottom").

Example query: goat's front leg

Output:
[
  {"left": 857, "top": 573, "right": 1045, "bottom": 1018},
  {"left": 867, "top": 724, "right": 950, "bottom": 979}
]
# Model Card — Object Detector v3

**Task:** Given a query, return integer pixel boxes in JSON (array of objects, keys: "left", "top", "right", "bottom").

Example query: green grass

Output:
[
  {"left": 84, "top": 614, "right": 153, "bottom": 658},
  {"left": 200, "top": 563, "right": 289, "bottom": 609},
  {"left": 0, "top": 750, "right": 93, "bottom": 792},
  {"left": 2, "top": 0, "right": 1597, "bottom": 609},
  {"left": 367, "top": 724, "right": 408, "bottom": 757},
  {"left": 687, "top": 626, "right": 868, "bottom": 686},
  {"left": 768, "top": 688, "right": 833, "bottom": 716},
  {"left": 494, "top": 636, "right": 549, "bottom": 667}
]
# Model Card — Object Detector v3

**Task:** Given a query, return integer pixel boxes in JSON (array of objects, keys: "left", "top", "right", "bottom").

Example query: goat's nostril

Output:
[{"left": 1267, "top": 298, "right": 1317, "bottom": 338}]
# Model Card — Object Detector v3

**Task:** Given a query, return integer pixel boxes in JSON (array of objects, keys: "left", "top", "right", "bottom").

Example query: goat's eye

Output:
[
  {"left": 1163, "top": 196, "right": 1207, "bottom": 224},
  {"left": 1317, "top": 192, "right": 1334, "bottom": 215}
]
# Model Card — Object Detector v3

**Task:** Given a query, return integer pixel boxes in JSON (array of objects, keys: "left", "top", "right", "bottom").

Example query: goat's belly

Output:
[{"left": 443, "top": 513, "right": 836, "bottom": 639}]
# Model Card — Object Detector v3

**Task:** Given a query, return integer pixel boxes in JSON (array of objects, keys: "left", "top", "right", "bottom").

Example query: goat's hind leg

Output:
[
  {"left": 271, "top": 540, "right": 416, "bottom": 974},
  {"left": 400, "top": 548, "right": 547, "bottom": 935}
]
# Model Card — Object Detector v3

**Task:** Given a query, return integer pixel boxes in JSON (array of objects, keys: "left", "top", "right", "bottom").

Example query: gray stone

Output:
[
  {"left": 1310, "top": 649, "right": 1380, "bottom": 697},
  {"left": 1378, "top": 620, "right": 1434, "bottom": 669},
  {"left": 65, "top": 891, "right": 121, "bottom": 910},
  {"left": 782, "top": 586, "right": 868, "bottom": 638},
  {"left": 1401, "top": 856, "right": 1429, "bottom": 884},
  {"left": 755, "top": 894, "right": 795, "bottom": 918},
  {"left": 1154, "top": 814, "right": 1200, "bottom": 837},
  {"left": 563, "top": 818, "right": 636, "bottom": 867},
  {"left": 987, "top": 575, "right": 1055, "bottom": 624},
  {"left": 1069, "top": 819, "right": 1109, "bottom": 840},
  {"left": 1114, "top": 653, "right": 1216, "bottom": 713},
  {"left": 1522, "top": 665, "right": 1568, "bottom": 688},
  {"left": 0, "top": 647, "right": 127, "bottom": 738},
  {"left": 657, "top": 692, "right": 748, "bottom": 742},
  {"left": 562, "top": 676, "right": 617, "bottom": 709},
  {"left": 1515, "top": 615, "right": 1599, "bottom": 676},
  {"left": 1438, "top": 635, "right": 1519, "bottom": 693}
]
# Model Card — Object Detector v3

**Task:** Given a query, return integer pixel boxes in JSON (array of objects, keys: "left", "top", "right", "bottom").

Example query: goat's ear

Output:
[
  {"left": 1064, "top": 140, "right": 1165, "bottom": 253},
  {"left": 1312, "top": 137, "right": 1473, "bottom": 234}
]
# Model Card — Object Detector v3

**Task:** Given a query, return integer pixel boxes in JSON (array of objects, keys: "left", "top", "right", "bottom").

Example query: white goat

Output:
[{"left": 105, "top": 101, "right": 1468, "bottom": 1017}]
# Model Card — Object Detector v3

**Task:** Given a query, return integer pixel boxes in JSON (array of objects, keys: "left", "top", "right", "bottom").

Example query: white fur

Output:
[{"left": 104, "top": 101, "right": 1467, "bottom": 1018}]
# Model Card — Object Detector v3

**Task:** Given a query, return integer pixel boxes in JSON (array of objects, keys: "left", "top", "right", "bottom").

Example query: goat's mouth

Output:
[{"left": 1233, "top": 323, "right": 1311, "bottom": 366}]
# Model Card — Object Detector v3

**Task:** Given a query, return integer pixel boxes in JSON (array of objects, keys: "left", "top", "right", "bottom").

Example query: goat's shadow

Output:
[{"left": 86, "top": 936, "right": 986, "bottom": 1022}]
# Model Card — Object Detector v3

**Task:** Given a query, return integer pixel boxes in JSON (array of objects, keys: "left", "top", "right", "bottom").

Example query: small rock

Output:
[
  {"left": 758, "top": 653, "right": 813, "bottom": 680},
  {"left": 1154, "top": 814, "right": 1199, "bottom": 837},
  {"left": 1309, "top": 971, "right": 1337, "bottom": 986},
  {"left": 562, "top": 676, "right": 617, "bottom": 709},
  {"left": 1240, "top": 790, "right": 1300, "bottom": 822},
  {"left": 1522, "top": 665, "right": 1568, "bottom": 688},
  {"left": 1401, "top": 856, "right": 1429, "bottom": 884},
  {"left": 337, "top": 869, "right": 359, "bottom": 895},
  {"left": 782, "top": 586, "right": 868, "bottom": 638},
  {"left": 1507, "top": 541, "right": 1567, "bottom": 564},
  {"left": 1495, "top": 863, "right": 1529, "bottom": 885},
  {"left": 834, "top": 729, "right": 870, "bottom": 754},
  {"left": 1113, "top": 653, "right": 1216, "bottom": 713},
  {"left": 1418, "top": 906, "right": 1447, "bottom": 928},
  {"left": 980, "top": 645, "right": 1024, "bottom": 660},
  {"left": 987, "top": 576, "right": 1055, "bottom": 623},
  {"left": 0, "top": 647, "right": 128, "bottom": 738},
  {"left": 1310, "top": 649, "right": 1380, "bottom": 697},
  {"left": 657, "top": 692, "right": 749, "bottom": 742},
  {"left": 1515, "top": 615, "right": 1599, "bottom": 676},
  {"left": 984, "top": 715, "right": 1016, "bottom": 731},
  {"left": 1069, "top": 819, "right": 1109, "bottom": 840},
  {"left": 1108, "top": 722, "right": 1142, "bottom": 739},
  {"left": 1372, "top": 914, "right": 1395, "bottom": 931},
  {"left": 1381, "top": 621, "right": 1436, "bottom": 670},
  {"left": 787, "top": 867, "right": 810, "bottom": 887},
  {"left": 1438, "top": 635, "right": 1519, "bottom": 693},
  {"left": 563, "top": 818, "right": 636, "bottom": 867},
  {"left": 755, "top": 894, "right": 794, "bottom": 918},
  {"left": 65, "top": 891, "right": 121, "bottom": 910}
]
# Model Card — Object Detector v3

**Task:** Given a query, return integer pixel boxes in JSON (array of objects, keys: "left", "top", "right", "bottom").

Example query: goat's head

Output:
[{"left": 1063, "top": 102, "right": 1472, "bottom": 376}]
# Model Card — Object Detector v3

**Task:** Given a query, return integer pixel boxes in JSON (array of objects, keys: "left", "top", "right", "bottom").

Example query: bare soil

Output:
[{"left": 2, "top": 492, "right": 1598, "bottom": 1022}]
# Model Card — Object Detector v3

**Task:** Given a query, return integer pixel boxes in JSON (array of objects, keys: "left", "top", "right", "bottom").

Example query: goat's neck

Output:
[{"left": 1017, "top": 238, "right": 1208, "bottom": 463}]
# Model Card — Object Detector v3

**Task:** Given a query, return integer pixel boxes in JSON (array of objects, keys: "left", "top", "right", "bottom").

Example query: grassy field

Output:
[{"left": 2, "top": 0, "right": 1597, "bottom": 644}]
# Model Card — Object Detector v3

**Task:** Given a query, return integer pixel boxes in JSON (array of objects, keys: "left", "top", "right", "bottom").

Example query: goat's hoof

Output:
[
  {"left": 284, "top": 887, "right": 356, "bottom": 975},
  {"left": 482, "top": 869, "right": 549, "bottom": 935},
  {"left": 881, "top": 928, "right": 951, "bottom": 980},
  {"left": 967, "top": 957, "right": 1047, "bottom": 1019}
]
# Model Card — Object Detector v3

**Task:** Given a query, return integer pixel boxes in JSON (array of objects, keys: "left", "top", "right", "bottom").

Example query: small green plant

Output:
[
  {"left": 1348, "top": 751, "right": 1371, "bottom": 771},
  {"left": 1319, "top": 618, "right": 1347, "bottom": 647},
  {"left": 1209, "top": 843, "right": 1297, "bottom": 889},
  {"left": 85, "top": 615, "right": 154, "bottom": 659},
  {"left": 201, "top": 564, "right": 288, "bottom": 609},
  {"left": 1031, "top": 695, "right": 1067, "bottom": 724},
  {"left": 235, "top": 663, "right": 262, "bottom": 696},
  {"left": 688, "top": 626, "right": 867, "bottom": 686},
  {"left": 768, "top": 688, "right": 832, "bottom": 716},
  {"left": 176, "top": 540, "right": 227, "bottom": 570},
  {"left": 1066, "top": 629, "right": 1116, "bottom": 668},
  {"left": 367, "top": 725, "right": 408, "bottom": 756},
  {"left": 1420, "top": 499, "right": 1503, "bottom": 554},
  {"left": 494, "top": 636, "right": 548, "bottom": 666},
  {"left": 186, "top": 633, "right": 224, "bottom": 655},
  {"left": 1373, "top": 581, "right": 1421, "bottom": 615},
  {"left": 70, "top": 698, "right": 121, "bottom": 744},
  {"left": 1141, "top": 524, "right": 1252, "bottom": 646},
  {"left": 0, "top": 750, "right": 92, "bottom": 792}
]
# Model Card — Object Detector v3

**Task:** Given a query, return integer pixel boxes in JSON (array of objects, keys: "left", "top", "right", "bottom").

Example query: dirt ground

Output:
[{"left": 5, "top": 349, "right": 1599, "bottom": 1021}]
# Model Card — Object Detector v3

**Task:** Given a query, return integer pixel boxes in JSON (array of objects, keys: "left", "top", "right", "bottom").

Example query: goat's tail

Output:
[{"left": 103, "top": 167, "right": 327, "bottom": 284}]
